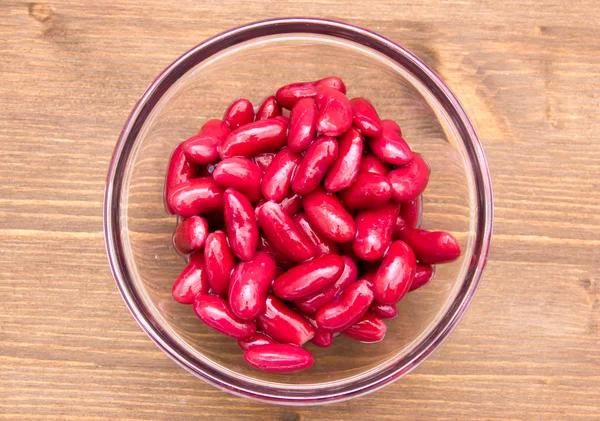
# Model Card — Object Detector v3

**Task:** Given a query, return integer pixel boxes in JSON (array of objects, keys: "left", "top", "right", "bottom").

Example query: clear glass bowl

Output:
[{"left": 103, "top": 18, "right": 493, "bottom": 405}]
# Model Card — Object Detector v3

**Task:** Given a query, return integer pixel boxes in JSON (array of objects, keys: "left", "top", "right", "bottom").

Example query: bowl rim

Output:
[{"left": 103, "top": 17, "right": 493, "bottom": 405}]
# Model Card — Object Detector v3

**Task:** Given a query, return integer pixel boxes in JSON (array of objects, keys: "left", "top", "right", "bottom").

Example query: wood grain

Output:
[{"left": 1, "top": 0, "right": 599, "bottom": 419}]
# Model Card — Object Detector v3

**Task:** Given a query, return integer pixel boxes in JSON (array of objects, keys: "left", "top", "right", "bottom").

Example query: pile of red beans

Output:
[{"left": 165, "top": 77, "right": 460, "bottom": 373}]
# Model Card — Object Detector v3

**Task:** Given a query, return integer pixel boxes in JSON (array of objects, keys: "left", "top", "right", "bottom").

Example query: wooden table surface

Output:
[{"left": 1, "top": 0, "right": 599, "bottom": 419}]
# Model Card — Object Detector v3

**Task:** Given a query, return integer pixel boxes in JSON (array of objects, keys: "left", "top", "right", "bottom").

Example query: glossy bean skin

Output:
[
  {"left": 303, "top": 314, "right": 334, "bottom": 348},
  {"left": 212, "top": 157, "right": 262, "bottom": 203},
  {"left": 392, "top": 215, "right": 408, "bottom": 240},
  {"left": 369, "top": 119, "right": 412, "bottom": 166},
  {"left": 168, "top": 178, "right": 224, "bottom": 218},
  {"left": 294, "top": 256, "right": 358, "bottom": 314},
  {"left": 315, "top": 87, "right": 353, "bottom": 137},
  {"left": 316, "top": 279, "right": 374, "bottom": 332},
  {"left": 399, "top": 228, "right": 461, "bottom": 264},
  {"left": 165, "top": 143, "right": 198, "bottom": 214},
  {"left": 244, "top": 344, "right": 314, "bottom": 373},
  {"left": 302, "top": 187, "right": 356, "bottom": 243},
  {"left": 400, "top": 196, "right": 422, "bottom": 229},
  {"left": 182, "top": 119, "right": 231, "bottom": 165},
  {"left": 410, "top": 264, "right": 435, "bottom": 292},
  {"left": 352, "top": 202, "right": 400, "bottom": 261},
  {"left": 339, "top": 172, "right": 392, "bottom": 210},
  {"left": 272, "top": 254, "right": 344, "bottom": 300},
  {"left": 257, "top": 295, "right": 315, "bottom": 346},
  {"left": 262, "top": 148, "right": 302, "bottom": 202},
  {"left": 359, "top": 153, "right": 389, "bottom": 176},
  {"left": 274, "top": 115, "right": 290, "bottom": 125},
  {"left": 173, "top": 215, "right": 209, "bottom": 255},
  {"left": 223, "top": 98, "right": 254, "bottom": 130},
  {"left": 388, "top": 153, "right": 430, "bottom": 202},
  {"left": 293, "top": 213, "right": 339, "bottom": 256},
  {"left": 370, "top": 301, "right": 398, "bottom": 319},
  {"left": 228, "top": 252, "right": 277, "bottom": 320},
  {"left": 291, "top": 136, "right": 338, "bottom": 196},
  {"left": 343, "top": 313, "right": 387, "bottom": 342},
  {"left": 255, "top": 201, "right": 315, "bottom": 262},
  {"left": 172, "top": 251, "right": 210, "bottom": 304},
  {"left": 324, "top": 127, "right": 364, "bottom": 192},
  {"left": 204, "top": 231, "right": 236, "bottom": 297},
  {"left": 257, "top": 236, "right": 296, "bottom": 270},
  {"left": 278, "top": 192, "right": 302, "bottom": 217},
  {"left": 223, "top": 189, "right": 259, "bottom": 262},
  {"left": 220, "top": 119, "right": 287, "bottom": 159},
  {"left": 193, "top": 295, "right": 256, "bottom": 339},
  {"left": 255, "top": 96, "right": 282, "bottom": 121},
  {"left": 253, "top": 153, "right": 276, "bottom": 173},
  {"left": 350, "top": 98, "right": 382, "bottom": 136},
  {"left": 372, "top": 240, "right": 416, "bottom": 305},
  {"left": 275, "top": 76, "right": 346, "bottom": 109},
  {"left": 238, "top": 332, "right": 278, "bottom": 351},
  {"left": 287, "top": 98, "right": 317, "bottom": 152}
]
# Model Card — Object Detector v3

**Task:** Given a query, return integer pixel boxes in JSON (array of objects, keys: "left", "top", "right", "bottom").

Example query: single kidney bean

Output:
[
  {"left": 257, "top": 295, "right": 315, "bottom": 346},
  {"left": 204, "top": 231, "right": 236, "bottom": 297},
  {"left": 172, "top": 251, "right": 209, "bottom": 304},
  {"left": 373, "top": 240, "right": 416, "bottom": 305},
  {"left": 165, "top": 143, "right": 198, "bottom": 214},
  {"left": 399, "top": 228, "right": 461, "bottom": 264},
  {"left": 272, "top": 254, "right": 344, "bottom": 300},
  {"left": 343, "top": 313, "right": 387, "bottom": 343},
  {"left": 388, "top": 153, "right": 430, "bottom": 202},
  {"left": 410, "top": 263, "right": 435, "bottom": 292},
  {"left": 173, "top": 215, "right": 209, "bottom": 255},
  {"left": 193, "top": 295, "right": 256, "bottom": 339},
  {"left": 359, "top": 152, "right": 389, "bottom": 176},
  {"left": 228, "top": 252, "right": 277, "bottom": 320},
  {"left": 275, "top": 76, "right": 346, "bottom": 109},
  {"left": 223, "top": 189, "right": 259, "bottom": 262},
  {"left": 294, "top": 255, "right": 358, "bottom": 314},
  {"left": 291, "top": 136, "right": 338, "bottom": 196},
  {"left": 293, "top": 213, "right": 339, "bottom": 256},
  {"left": 370, "top": 301, "right": 398, "bottom": 319},
  {"left": 316, "top": 279, "right": 374, "bottom": 332},
  {"left": 253, "top": 152, "right": 276, "bottom": 173},
  {"left": 244, "top": 344, "right": 314, "bottom": 373},
  {"left": 262, "top": 148, "right": 302, "bottom": 202},
  {"left": 278, "top": 192, "right": 302, "bottom": 217},
  {"left": 350, "top": 98, "right": 382, "bottom": 136},
  {"left": 324, "top": 127, "right": 364, "bottom": 192},
  {"left": 212, "top": 157, "right": 262, "bottom": 203},
  {"left": 220, "top": 119, "right": 287, "bottom": 159},
  {"left": 255, "top": 201, "right": 315, "bottom": 262},
  {"left": 223, "top": 98, "right": 254, "bottom": 130},
  {"left": 352, "top": 202, "right": 400, "bottom": 261},
  {"left": 182, "top": 119, "right": 231, "bottom": 165},
  {"left": 315, "top": 87, "right": 353, "bottom": 137},
  {"left": 339, "top": 172, "right": 392, "bottom": 210},
  {"left": 255, "top": 96, "right": 282, "bottom": 121},
  {"left": 400, "top": 196, "right": 422, "bottom": 229},
  {"left": 168, "top": 178, "right": 224, "bottom": 218},
  {"left": 369, "top": 119, "right": 412, "bottom": 166},
  {"left": 287, "top": 98, "right": 317, "bottom": 152},
  {"left": 302, "top": 187, "right": 356, "bottom": 243},
  {"left": 257, "top": 236, "right": 296, "bottom": 270},
  {"left": 238, "top": 332, "right": 278, "bottom": 351},
  {"left": 303, "top": 314, "right": 334, "bottom": 348}
]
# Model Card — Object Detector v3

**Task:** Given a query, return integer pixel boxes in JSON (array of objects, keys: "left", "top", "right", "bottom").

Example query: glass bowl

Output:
[{"left": 103, "top": 18, "right": 493, "bottom": 405}]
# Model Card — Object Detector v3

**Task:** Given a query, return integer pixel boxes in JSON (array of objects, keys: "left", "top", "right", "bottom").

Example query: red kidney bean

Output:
[
  {"left": 370, "top": 301, "right": 398, "bottom": 319},
  {"left": 324, "top": 127, "right": 364, "bottom": 192},
  {"left": 369, "top": 119, "right": 412, "bottom": 166},
  {"left": 315, "top": 87, "right": 353, "bottom": 137},
  {"left": 272, "top": 254, "right": 344, "bottom": 300},
  {"left": 294, "top": 255, "right": 358, "bottom": 314},
  {"left": 168, "top": 177, "right": 224, "bottom": 218},
  {"left": 204, "top": 231, "right": 236, "bottom": 297},
  {"left": 212, "top": 157, "right": 262, "bottom": 203},
  {"left": 359, "top": 152, "right": 389, "bottom": 176},
  {"left": 392, "top": 215, "right": 407, "bottom": 240},
  {"left": 274, "top": 115, "right": 290, "bottom": 125},
  {"left": 388, "top": 153, "right": 430, "bottom": 202},
  {"left": 399, "top": 228, "right": 461, "bottom": 264},
  {"left": 303, "top": 314, "right": 334, "bottom": 348},
  {"left": 350, "top": 98, "right": 382, "bottom": 137},
  {"left": 257, "top": 295, "right": 315, "bottom": 346},
  {"left": 253, "top": 152, "right": 276, "bottom": 173},
  {"left": 293, "top": 213, "right": 339, "bottom": 256},
  {"left": 343, "top": 313, "right": 387, "bottom": 342},
  {"left": 400, "top": 196, "right": 422, "bottom": 229},
  {"left": 361, "top": 272, "right": 376, "bottom": 289},
  {"left": 223, "top": 98, "right": 254, "bottom": 130},
  {"left": 287, "top": 98, "right": 317, "bottom": 152},
  {"left": 193, "top": 295, "right": 256, "bottom": 339},
  {"left": 182, "top": 119, "right": 231, "bottom": 165},
  {"left": 165, "top": 143, "right": 198, "bottom": 214},
  {"left": 291, "top": 136, "right": 338, "bottom": 196},
  {"left": 262, "top": 148, "right": 302, "bottom": 202},
  {"left": 172, "top": 251, "right": 209, "bottom": 304},
  {"left": 275, "top": 76, "right": 346, "bottom": 109},
  {"left": 238, "top": 332, "right": 278, "bottom": 351},
  {"left": 257, "top": 236, "right": 296, "bottom": 270},
  {"left": 223, "top": 188, "right": 259, "bottom": 262},
  {"left": 244, "top": 344, "right": 314, "bottom": 373},
  {"left": 352, "top": 202, "right": 399, "bottom": 261},
  {"left": 339, "top": 172, "right": 392, "bottom": 210},
  {"left": 316, "top": 279, "right": 374, "bottom": 332},
  {"left": 255, "top": 96, "right": 282, "bottom": 121},
  {"left": 278, "top": 192, "right": 302, "bottom": 217},
  {"left": 228, "top": 252, "right": 277, "bottom": 320},
  {"left": 173, "top": 215, "right": 209, "bottom": 255},
  {"left": 255, "top": 201, "right": 315, "bottom": 262},
  {"left": 410, "top": 263, "right": 435, "bottom": 292},
  {"left": 220, "top": 119, "right": 287, "bottom": 159},
  {"left": 373, "top": 240, "right": 416, "bottom": 305},
  {"left": 302, "top": 187, "right": 356, "bottom": 243}
]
